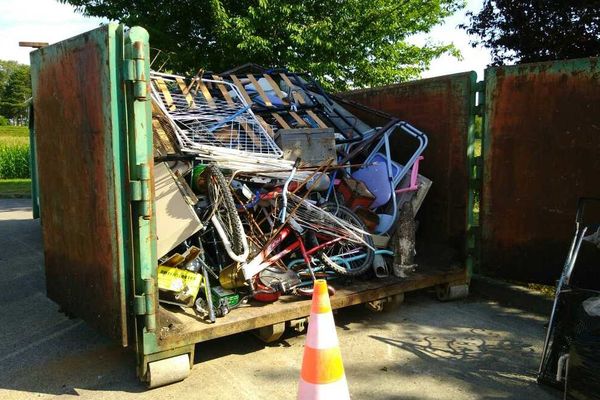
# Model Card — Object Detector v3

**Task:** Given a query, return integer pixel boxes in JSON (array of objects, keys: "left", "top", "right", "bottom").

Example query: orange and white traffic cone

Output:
[{"left": 297, "top": 279, "right": 350, "bottom": 400}]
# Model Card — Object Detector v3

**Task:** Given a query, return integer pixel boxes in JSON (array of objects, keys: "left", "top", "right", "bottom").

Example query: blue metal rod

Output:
[{"left": 206, "top": 105, "right": 251, "bottom": 133}]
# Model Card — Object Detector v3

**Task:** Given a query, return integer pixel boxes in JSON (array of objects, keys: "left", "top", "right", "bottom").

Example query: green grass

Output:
[
  {"left": 0, "top": 127, "right": 33, "bottom": 197},
  {"left": 0, "top": 144, "right": 30, "bottom": 179},
  {"left": 0, "top": 125, "right": 30, "bottom": 179},
  {"left": 0, "top": 179, "right": 31, "bottom": 198},
  {"left": 0, "top": 125, "right": 29, "bottom": 146}
]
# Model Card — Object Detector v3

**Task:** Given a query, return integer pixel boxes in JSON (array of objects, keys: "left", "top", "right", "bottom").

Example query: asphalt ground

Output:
[{"left": 0, "top": 199, "right": 560, "bottom": 399}]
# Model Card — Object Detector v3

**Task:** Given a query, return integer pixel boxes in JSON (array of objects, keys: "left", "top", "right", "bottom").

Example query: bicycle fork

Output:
[{"left": 296, "top": 231, "right": 317, "bottom": 281}]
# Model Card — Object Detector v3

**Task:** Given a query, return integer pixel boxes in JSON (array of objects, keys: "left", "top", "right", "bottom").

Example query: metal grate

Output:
[{"left": 150, "top": 72, "right": 283, "bottom": 158}]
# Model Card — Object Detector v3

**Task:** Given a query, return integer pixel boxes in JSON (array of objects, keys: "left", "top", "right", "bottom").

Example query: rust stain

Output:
[
  {"left": 33, "top": 32, "right": 123, "bottom": 340},
  {"left": 482, "top": 65, "right": 600, "bottom": 283},
  {"left": 340, "top": 74, "right": 472, "bottom": 252}
]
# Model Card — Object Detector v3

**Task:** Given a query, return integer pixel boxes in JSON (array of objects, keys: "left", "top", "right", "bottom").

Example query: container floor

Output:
[{"left": 157, "top": 263, "right": 467, "bottom": 345}]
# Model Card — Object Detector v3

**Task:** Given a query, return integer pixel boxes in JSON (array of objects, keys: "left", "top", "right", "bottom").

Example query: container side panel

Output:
[
  {"left": 339, "top": 73, "right": 475, "bottom": 258},
  {"left": 482, "top": 58, "right": 600, "bottom": 283},
  {"left": 29, "top": 25, "right": 127, "bottom": 342}
]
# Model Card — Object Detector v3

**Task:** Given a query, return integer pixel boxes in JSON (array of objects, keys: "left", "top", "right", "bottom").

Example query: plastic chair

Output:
[{"left": 351, "top": 122, "right": 428, "bottom": 234}]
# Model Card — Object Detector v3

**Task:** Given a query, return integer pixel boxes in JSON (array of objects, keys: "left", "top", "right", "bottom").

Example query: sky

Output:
[
  {"left": 0, "top": 0, "right": 491, "bottom": 81},
  {"left": 415, "top": 0, "right": 491, "bottom": 79}
]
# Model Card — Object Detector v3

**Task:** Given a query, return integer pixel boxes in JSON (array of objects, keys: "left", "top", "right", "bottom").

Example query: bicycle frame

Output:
[{"left": 241, "top": 225, "right": 345, "bottom": 281}]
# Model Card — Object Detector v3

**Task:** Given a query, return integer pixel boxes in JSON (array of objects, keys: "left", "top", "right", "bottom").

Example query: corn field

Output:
[
  {"left": 0, "top": 144, "right": 30, "bottom": 179},
  {"left": 0, "top": 126, "right": 30, "bottom": 180}
]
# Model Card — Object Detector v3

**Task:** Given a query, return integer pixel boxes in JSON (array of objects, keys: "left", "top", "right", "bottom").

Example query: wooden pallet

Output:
[{"left": 225, "top": 73, "right": 329, "bottom": 132}]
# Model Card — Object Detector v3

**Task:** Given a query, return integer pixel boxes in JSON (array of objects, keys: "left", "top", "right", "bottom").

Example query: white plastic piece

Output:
[
  {"left": 211, "top": 214, "right": 249, "bottom": 263},
  {"left": 392, "top": 263, "right": 416, "bottom": 278},
  {"left": 372, "top": 254, "right": 389, "bottom": 278},
  {"left": 583, "top": 296, "right": 600, "bottom": 317},
  {"left": 556, "top": 353, "right": 569, "bottom": 382},
  {"left": 148, "top": 354, "right": 190, "bottom": 389}
]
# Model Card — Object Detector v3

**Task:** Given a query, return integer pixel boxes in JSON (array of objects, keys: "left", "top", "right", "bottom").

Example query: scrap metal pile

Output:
[{"left": 150, "top": 65, "right": 432, "bottom": 322}]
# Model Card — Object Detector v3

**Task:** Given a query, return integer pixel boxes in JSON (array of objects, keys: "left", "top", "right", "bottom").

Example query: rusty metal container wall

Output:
[
  {"left": 339, "top": 73, "right": 476, "bottom": 255},
  {"left": 29, "top": 25, "right": 130, "bottom": 344},
  {"left": 482, "top": 58, "right": 600, "bottom": 283}
]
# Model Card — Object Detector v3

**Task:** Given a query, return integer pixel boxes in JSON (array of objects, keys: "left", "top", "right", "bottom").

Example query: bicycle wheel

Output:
[
  {"left": 205, "top": 164, "right": 246, "bottom": 258},
  {"left": 315, "top": 202, "right": 375, "bottom": 276}
]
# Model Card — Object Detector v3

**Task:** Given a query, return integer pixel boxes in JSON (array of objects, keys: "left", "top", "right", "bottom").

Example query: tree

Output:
[
  {"left": 0, "top": 61, "right": 31, "bottom": 124},
  {"left": 0, "top": 61, "right": 22, "bottom": 91},
  {"left": 462, "top": 1, "right": 600, "bottom": 65},
  {"left": 62, "top": 0, "right": 463, "bottom": 90}
]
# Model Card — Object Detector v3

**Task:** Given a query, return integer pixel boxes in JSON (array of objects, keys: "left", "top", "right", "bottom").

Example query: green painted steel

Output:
[
  {"left": 465, "top": 78, "right": 484, "bottom": 277},
  {"left": 30, "top": 23, "right": 132, "bottom": 345},
  {"left": 28, "top": 103, "right": 39, "bottom": 219},
  {"left": 120, "top": 26, "right": 171, "bottom": 375}
]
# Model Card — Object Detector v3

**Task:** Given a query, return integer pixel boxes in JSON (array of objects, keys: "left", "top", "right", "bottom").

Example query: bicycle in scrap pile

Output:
[{"left": 201, "top": 159, "right": 375, "bottom": 304}]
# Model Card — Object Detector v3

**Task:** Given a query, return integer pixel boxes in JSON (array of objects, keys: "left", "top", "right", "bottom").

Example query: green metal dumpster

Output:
[{"left": 29, "top": 24, "right": 471, "bottom": 387}]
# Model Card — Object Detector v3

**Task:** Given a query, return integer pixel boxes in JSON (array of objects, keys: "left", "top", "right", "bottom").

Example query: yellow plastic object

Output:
[
  {"left": 158, "top": 265, "right": 203, "bottom": 307},
  {"left": 219, "top": 264, "right": 246, "bottom": 289}
]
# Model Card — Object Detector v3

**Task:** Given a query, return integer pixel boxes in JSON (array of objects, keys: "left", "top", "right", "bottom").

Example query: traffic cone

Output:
[{"left": 298, "top": 279, "right": 350, "bottom": 400}]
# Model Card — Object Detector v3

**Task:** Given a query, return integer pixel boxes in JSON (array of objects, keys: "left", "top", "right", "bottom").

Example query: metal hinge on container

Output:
[
  {"left": 133, "top": 278, "right": 156, "bottom": 332},
  {"left": 123, "top": 40, "right": 147, "bottom": 101},
  {"left": 130, "top": 163, "right": 152, "bottom": 220}
]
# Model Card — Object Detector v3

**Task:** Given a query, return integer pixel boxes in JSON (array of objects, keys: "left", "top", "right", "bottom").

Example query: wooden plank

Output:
[
  {"left": 229, "top": 74, "right": 253, "bottom": 105},
  {"left": 195, "top": 79, "right": 216, "bottom": 108},
  {"left": 246, "top": 74, "right": 273, "bottom": 107},
  {"left": 262, "top": 74, "right": 287, "bottom": 99},
  {"left": 262, "top": 74, "right": 307, "bottom": 126},
  {"left": 175, "top": 77, "right": 196, "bottom": 107},
  {"left": 154, "top": 78, "right": 176, "bottom": 111},
  {"left": 256, "top": 115, "right": 275, "bottom": 137},
  {"left": 158, "top": 267, "right": 468, "bottom": 344},
  {"left": 289, "top": 112, "right": 308, "bottom": 127},
  {"left": 152, "top": 119, "right": 177, "bottom": 155},
  {"left": 19, "top": 41, "right": 48, "bottom": 48},
  {"left": 212, "top": 75, "right": 234, "bottom": 104},
  {"left": 241, "top": 121, "right": 263, "bottom": 148},
  {"left": 272, "top": 113, "right": 291, "bottom": 129},
  {"left": 306, "top": 110, "right": 328, "bottom": 129},
  {"left": 213, "top": 75, "right": 262, "bottom": 147},
  {"left": 279, "top": 73, "right": 306, "bottom": 104}
]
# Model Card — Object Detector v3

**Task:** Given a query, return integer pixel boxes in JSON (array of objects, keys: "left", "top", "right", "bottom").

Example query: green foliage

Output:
[
  {"left": 0, "top": 61, "right": 31, "bottom": 124},
  {"left": 0, "top": 125, "right": 29, "bottom": 179},
  {"left": 463, "top": 1, "right": 600, "bottom": 65},
  {"left": 0, "top": 125, "right": 29, "bottom": 145},
  {"left": 0, "top": 115, "right": 8, "bottom": 126},
  {"left": 63, "top": 0, "right": 464, "bottom": 90},
  {"left": 0, "top": 144, "right": 30, "bottom": 179}
]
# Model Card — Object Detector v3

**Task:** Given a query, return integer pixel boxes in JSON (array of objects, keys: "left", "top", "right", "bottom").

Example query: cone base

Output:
[{"left": 298, "top": 376, "right": 350, "bottom": 400}]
